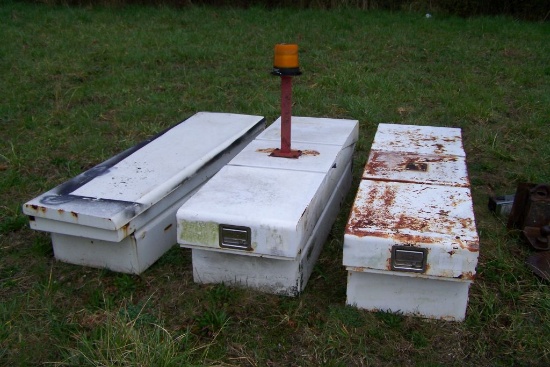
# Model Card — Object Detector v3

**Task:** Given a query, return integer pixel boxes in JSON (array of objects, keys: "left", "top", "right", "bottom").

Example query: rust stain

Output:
[
  {"left": 301, "top": 150, "right": 320, "bottom": 156},
  {"left": 434, "top": 143, "right": 445, "bottom": 154},
  {"left": 366, "top": 151, "right": 460, "bottom": 175},
  {"left": 71, "top": 211, "right": 78, "bottom": 219},
  {"left": 395, "top": 214, "right": 431, "bottom": 233},
  {"left": 346, "top": 227, "right": 437, "bottom": 244},
  {"left": 368, "top": 177, "right": 469, "bottom": 188},
  {"left": 442, "top": 136, "right": 461, "bottom": 143},
  {"left": 345, "top": 183, "right": 436, "bottom": 243},
  {"left": 121, "top": 223, "right": 131, "bottom": 237},
  {"left": 382, "top": 185, "right": 397, "bottom": 208},
  {"left": 385, "top": 256, "right": 392, "bottom": 270},
  {"left": 57, "top": 208, "right": 65, "bottom": 215},
  {"left": 256, "top": 148, "right": 275, "bottom": 154},
  {"left": 456, "top": 271, "right": 475, "bottom": 280},
  {"left": 257, "top": 148, "right": 320, "bottom": 156},
  {"left": 29, "top": 204, "right": 47, "bottom": 214},
  {"left": 348, "top": 266, "right": 369, "bottom": 272},
  {"left": 405, "top": 162, "right": 428, "bottom": 171},
  {"left": 455, "top": 237, "right": 479, "bottom": 252},
  {"left": 458, "top": 217, "right": 474, "bottom": 229},
  {"left": 364, "top": 151, "right": 387, "bottom": 175}
]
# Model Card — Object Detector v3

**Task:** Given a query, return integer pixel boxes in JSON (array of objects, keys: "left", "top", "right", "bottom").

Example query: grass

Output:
[{"left": 1, "top": 1, "right": 549, "bottom": 366}]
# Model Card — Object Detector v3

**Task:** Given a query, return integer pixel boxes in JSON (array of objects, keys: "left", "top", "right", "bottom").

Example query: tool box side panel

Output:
[
  {"left": 192, "top": 249, "right": 302, "bottom": 296},
  {"left": 346, "top": 270, "right": 471, "bottom": 321}
]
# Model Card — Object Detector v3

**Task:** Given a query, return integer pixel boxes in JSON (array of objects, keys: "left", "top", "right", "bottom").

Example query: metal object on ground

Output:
[
  {"left": 22, "top": 112, "right": 265, "bottom": 274},
  {"left": 343, "top": 123, "right": 479, "bottom": 321},
  {"left": 507, "top": 183, "right": 550, "bottom": 250},
  {"left": 177, "top": 117, "right": 358, "bottom": 296},
  {"left": 526, "top": 251, "right": 550, "bottom": 281},
  {"left": 488, "top": 194, "right": 515, "bottom": 218},
  {"left": 270, "top": 44, "right": 302, "bottom": 159}
]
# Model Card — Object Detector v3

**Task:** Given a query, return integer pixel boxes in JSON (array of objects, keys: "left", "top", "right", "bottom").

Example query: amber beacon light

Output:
[
  {"left": 270, "top": 44, "right": 302, "bottom": 159},
  {"left": 272, "top": 44, "right": 301, "bottom": 76}
]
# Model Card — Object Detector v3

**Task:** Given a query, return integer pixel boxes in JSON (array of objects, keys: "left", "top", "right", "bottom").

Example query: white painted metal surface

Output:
[
  {"left": 344, "top": 180, "right": 478, "bottom": 278},
  {"left": 177, "top": 116, "right": 358, "bottom": 295},
  {"left": 191, "top": 161, "right": 352, "bottom": 296},
  {"left": 370, "top": 123, "right": 465, "bottom": 156},
  {"left": 362, "top": 150, "right": 470, "bottom": 187},
  {"left": 24, "top": 112, "right": 265, "bottom": 240},
  {"left": 50, "top": 191, "right": 195, "bottom": 274},
  {"left": 258, "top": 116, "right": 358, "bottom": 146},
  {"left": 22, "top": 112, "right": 265, "bottom": 274},
  {"left": 346, "top": 270, "right": 471, "bottom": 321},
  {"left": 343, "top": 123, "right": 479, "bottom": 321}
]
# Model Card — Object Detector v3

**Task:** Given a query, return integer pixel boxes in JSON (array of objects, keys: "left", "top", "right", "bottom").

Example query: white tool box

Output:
[
  {"left": 343, "top": 124, "right": 479, "bottom": 321},
  {"left": 177, "top": 116, "right": 359, "bottom": 296},
  {"left": 23, "top": 112, "right": 265, "bottom": 274}
]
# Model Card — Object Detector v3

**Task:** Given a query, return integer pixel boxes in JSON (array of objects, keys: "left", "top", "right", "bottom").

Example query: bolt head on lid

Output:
[{"left": 272, "top": 43, "right": 302, "bottom": 76}]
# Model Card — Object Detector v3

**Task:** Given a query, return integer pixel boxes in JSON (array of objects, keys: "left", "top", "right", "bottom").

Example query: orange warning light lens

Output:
[{"left": 273, "top": 44, "right": 299, "bottom": 69}]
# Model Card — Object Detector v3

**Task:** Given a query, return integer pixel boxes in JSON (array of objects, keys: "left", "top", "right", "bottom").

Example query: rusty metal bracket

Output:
[{"left": 507, "top": 183, "right": 550, "bottom": 250}]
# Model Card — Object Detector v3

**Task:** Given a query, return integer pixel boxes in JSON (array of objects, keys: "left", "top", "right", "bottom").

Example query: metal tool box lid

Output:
[
  {"left": 23, "top": 112, "right": 265, "bottom": 235},
  {"left": 343, "top": 179, "right": 479, "bottom": 280},
  {"left": 178, "top": 117, "right": 359, "bottom": 259},
  {"left": 228, "top": 140, "right": 349, "bottom": 173},
  {"left": 258, "top": 116, "right": 358, "bottom": 147},
  {"left": 177, "top": 165, "right": 328, "bottom": 259},
  {"left": 371, "top": 124, "right": 465, "bottom": 157},
  {"left": 362, "top": 150, "right": 470, "bottom": 187}
]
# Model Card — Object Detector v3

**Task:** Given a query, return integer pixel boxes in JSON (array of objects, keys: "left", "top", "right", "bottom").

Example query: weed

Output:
[
  {"left": 207, "top": 283, "right": 235, "bottom": 306},
  {"left": 31, "top": 236, "right": 53, "bottom": 257},
  {"left": 113, "top": 273, "right": 137, "bottom": 296},
  {"left": 119, "top": 302, "right": 157, "bottom": 326},
  {"left": 375, "top": 310, "right": 404, "bottom": 328},
  {"left": 410, "top": 330, "right": 429, "bottom": 349},
  {"left": 0, "top": 205, "right": 27, "bottom": 235},
  {"left": 195, "top": 308, "right": 230, "bottom": 335},
  {"left": 87, "top": 288, "right": 116, "bottom": 311},
  {"left": 60, "top": 310, "right": 199, "bottom": 366},
  {"left": 328, "top": 304, "right": 365, "bottom": 328}
]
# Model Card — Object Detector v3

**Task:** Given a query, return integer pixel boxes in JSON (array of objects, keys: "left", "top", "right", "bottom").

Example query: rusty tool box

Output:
[{"left": 343, "top": 124, "right": 479, "bottom": 321}]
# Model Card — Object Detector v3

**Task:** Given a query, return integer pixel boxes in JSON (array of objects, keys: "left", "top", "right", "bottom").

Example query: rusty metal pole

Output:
[
  {"left": 271, "top": 44, "right": 302, "bottom": 159},
  {"left": 280, "top": 75, "right": 292, "bottom": 154}
]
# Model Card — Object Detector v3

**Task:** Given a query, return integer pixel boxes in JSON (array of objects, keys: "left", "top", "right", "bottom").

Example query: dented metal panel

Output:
[{"left": 371, "top": 123, "right": 465, "bottom": 157}]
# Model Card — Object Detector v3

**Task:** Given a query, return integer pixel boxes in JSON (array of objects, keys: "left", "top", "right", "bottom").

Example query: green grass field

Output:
[{"left": 1, "top": 1, "right": 549, "bottom": 365}]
